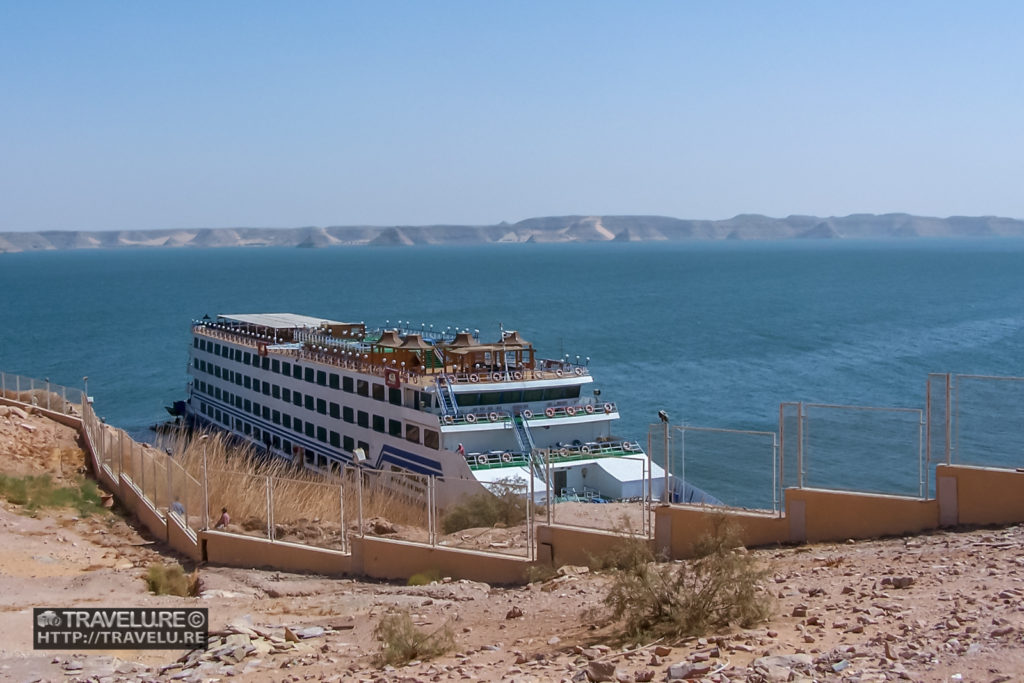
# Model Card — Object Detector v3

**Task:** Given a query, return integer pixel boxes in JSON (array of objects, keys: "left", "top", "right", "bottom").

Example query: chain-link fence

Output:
[
  {"left": 0, "top": 372, "right": 84, "bottom": 417},
  {"left": 781, "top": 402, "right": 925, "bottom": 498},
  {"left": 928, "top": 373, "right": 1024, "bottom": 471}
]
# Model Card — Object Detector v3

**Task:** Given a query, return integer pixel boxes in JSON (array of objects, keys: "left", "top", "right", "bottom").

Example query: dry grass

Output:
[
  {"left": 373, "top": 609, "right": 454, "bottom": 667},
  {"left": 164, "top": 430, "right": 430, "bottom": 544},
  {"left": 145, "top": 562, "right": 200, "bottom": 597}
]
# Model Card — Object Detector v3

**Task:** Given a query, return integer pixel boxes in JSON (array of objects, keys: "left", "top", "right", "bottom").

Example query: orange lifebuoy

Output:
[
  {"left": 513, "top": 371, "right": 523, "bottom": 381},
  {"left": 565, "top": 406, "right": 576, "bottom": 417},
  {"left": 545, "top": 407, "right": 555, "bottom": 418},
  {"left": 522, "top": 409, "right": 533, "bottom": 419},
  {"left": 469, "top": 374, "right": 479, "bottom": 383},
  {"left": 585, "top": 404, "right": 594, "bottom": 414},
  {"left": 604, "top": 403, "right": 613, "bottom": 413},
  {"left": 574, "top": 367, "right": 584, "bottom": 376},
  {"left": 492, "top": 372, "right": 502, "bottom": 382},
  {"left": 444, "top": 415, "right": 454, "bottom": 425}
]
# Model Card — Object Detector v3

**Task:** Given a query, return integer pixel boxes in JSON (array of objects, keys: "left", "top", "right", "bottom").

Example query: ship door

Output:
[{"left": 553, "top": 469, "right": 567, "bottom": 498}]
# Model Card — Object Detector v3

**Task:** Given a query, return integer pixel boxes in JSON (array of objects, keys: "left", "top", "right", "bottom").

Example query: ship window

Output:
[
  {"left": 456, "top": 393, "right": 480, "bottom": 407},
  {"left": 251, "top": 354, "right": 260, "bottom": 368},
  {"left": 253, "top": 401, "right": 261, "bottom": 415},
  {"left": 304, "top": 367, "right": 314, "bottom": 383},
  {"left": 283, "top": 438, "right": 292, "bottom": 454},
  {"left": 388, "top": 419, "right": 402, "bottom": 437},
  {"left": 214, "top": 408, "right": 221, "bottom": 421},
  {"left": 282, "top": 361, "right": 291, "bottom": 376},
  {"left": 251, "top": 379, "right": 259, "bottom": 392},
  {"left": 262, "top": 406, "right": 269, "bottom": 419},
  {"left": 292, "top": 391, "right": 302, "bottom": 407},
  {"left": 243, "top": 422, "right": 251, "bottom": 435},
  {"left": 316, "top": 398, "right": 327, "bottom": 415},
  {"left": 305, "top": 451, "right": 315, "bottom": 466},
  {"left": 317, "top": 426, "right": 327, "bottom": 442},
  {"left": 244, "top": 399, "right": 251, "bottom": 412},
  {"left": 523, "top": 389, "right": 543, "bottom": 402},
  {"left": 358, "top": 440, "right": 369, "bottom": 456},
  {"left": 272, "top": 435, "right": 281, "bottom": 449},
  {"left": 293, "top": 418, "right": 302, "bottom": 433},
  {"left": 215, "top": 387, "right": 221, "bottom": 399},
  {"left": 372, "top": 415, "right": 385, "bottom": 433},
  {"left": 343, "top": 436, "right": 354, "bottom": 452},
  {"left": 343, "top": 376, "right": 353, "bottom": 392},
  {"left": 193, "top": 359, "right": 199, "bottom": 370},
  {"left": 317, "top": 370, "right": 327, "bottom": 386},
  {"left": 388, "top": 388, "right": 401, "bottom": 406},
  {"left": 244, "top": 352, "right": 251, "bottom": 365},
  {"left": 214, "top": 343, "right": 221, "bottom": 355},
  {"left": 221, "top": 346, "right": 228, "bottom": 358},
  {"left": 343, "top": 407, "right": 353, "bottom": 423},
  {"left": 244, "top": 376, "right": 251, "bottom": 389},
  {"left": 567, "top": 386, "right": 581, "bottom": 398},
  {"left": 499, "top": 390, "right": 523, "bottom": 403},
  {"left": 235, "top": 373, "right": 242, "bottom": 386},
  {"left": 271, "top": 359, "right": 280, "bottom": 373},
  {"left": 357, "top": 411, "right": 368, "bottom": 428},
  {"left": 424, "top": 429, "right": 439, "bottom": 450},
  {"left": 193, "top": 338, "right": 199, "bottom": 348},
  {"left": 214, "top": 366, "right": 221, "bottom": 378},
  {"left": 292, "top": 364, "right": 302, "bottom": 379},
  {"left": 356, "top": 379, "right": 368, "bottom": 397},
  {"left": 304, "top": 394, "right": 314, "bottom": 411},
  {"left": 282, "top": 387, "right": 290, "bottom": 402},
  {"left": 261, "top": 357, "right": 269, "bottom": 371},
  {"left": 329, "top": 402, "right": 340, "bottom": 419},
  {"left": 305, "top": 422, "right": 314, "bottom": 438},
  {"left": 283, "top": 414, "right": 291, "bottom": 428},
  {"left": 372, "top": 384, "right": 384, "bottom": 401},
  {"left": 479, "top": 392, "right": 500, "bottom": 406},
  {"left": 272, "top": 409, "right": 280, "bottom": 424},
  {"left": 405, "top": 424, "right": 420, "bottom": 444},
  {"left": 329, "top": 373, "right": 339, "bottom": 389},
  {"left": 329, "top": 431, "right": 340, "bottom": 447},
  {"left": 272, "top": 384, "right": 280, "bottom": 399},
  {"left": 262, "top": 382, "right": 270, "bottom": 396}
]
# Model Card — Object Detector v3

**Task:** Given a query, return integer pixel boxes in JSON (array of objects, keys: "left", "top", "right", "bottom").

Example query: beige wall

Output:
[
  {"left": 655, "top": 505, "right": 788, "bottom": 558},
  {"left": 167, "top": 515, "right": 202, "bottom": 561},
  {"left": 537, "top": 524, "right": 654, "bottom": 568},
  {"left": 202, "top": 531, "right": 354, "bottom": 575},
  {"left": 118, "top": 474, "right": 168, "bottom": 540},
  {"left": 786, "top": 488, "right": 938, "bottom": 543},
  {"left": 357, "top": 536, "right": 530, "bottom": 583},
  {"left": 937, "top": 464, "right": 1024, "bottom": 526}
]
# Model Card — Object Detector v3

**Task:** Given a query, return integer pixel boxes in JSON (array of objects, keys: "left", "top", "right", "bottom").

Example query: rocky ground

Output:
[{"left": 1, "top": 404, "right": 1024, "bottom": 682}]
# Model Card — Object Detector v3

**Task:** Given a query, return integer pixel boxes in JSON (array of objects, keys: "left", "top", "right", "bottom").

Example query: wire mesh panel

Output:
[
  {"left": 799, "top": 403, "right": 925, "bottom": 497},
  {"left": 951, "top": 374, "right": 1024, "bottom": 470},
  {"left": 206, "top": 471, "right": 270, "bottom": 539},
  {"left": 357, "top": 468, "right": 434, "bottom": 546},
  {"left": 270, "top": 476, "right": 345, "bottom": 550},
  {"left": 435, "top": 474, "right": 534, "bottom": 558},
  {"left": 167, "top": 458, "right": 203, "bottom": 533},
  {"left": 677, "top": 426, "right": 779, "bottom": 512}
]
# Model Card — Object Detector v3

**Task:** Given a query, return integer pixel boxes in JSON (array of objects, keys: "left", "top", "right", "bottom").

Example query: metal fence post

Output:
[
  {"left": 266, "top": 476, "right": 273, "bottom": 541},
  {"left": 339, "top": 479, "right": 346, "bottom": 553}
]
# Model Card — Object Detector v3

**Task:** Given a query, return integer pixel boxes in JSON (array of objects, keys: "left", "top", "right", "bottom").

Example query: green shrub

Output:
[
  {"left": 373, "top": 609, "right": 454, "bottom": 667},
  {"left": 407, "top": 569, "right": 442, "bottom": 586},
  {"left": 0, "top": 474, "right": 107, "bottom": 517},
  {"left": 442, "top": 477, "right": 528, "bottom": 534},
  {"left": 604, "top": 515, "right": 772, "bottom": 640},
  {"left": 145, "top": 562, "right": 200, "bottom": 597}
]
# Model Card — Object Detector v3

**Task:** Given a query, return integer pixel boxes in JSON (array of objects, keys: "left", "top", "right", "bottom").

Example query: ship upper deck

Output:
[{"left": 192, "top": 315, "right": 591, "bottom": 390}]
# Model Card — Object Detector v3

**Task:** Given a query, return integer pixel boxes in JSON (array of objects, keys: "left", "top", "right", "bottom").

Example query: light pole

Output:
[
  {"left": 199, "top": 434, "right": 210, "bottom": 529},
  {"left": 658, "top": 410, "right": 670, "bottom": 503}
]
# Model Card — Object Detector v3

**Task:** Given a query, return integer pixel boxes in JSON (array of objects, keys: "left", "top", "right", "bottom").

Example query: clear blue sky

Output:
[{"left": 2, "top": 1, "right": 1022, "bottom": 231}]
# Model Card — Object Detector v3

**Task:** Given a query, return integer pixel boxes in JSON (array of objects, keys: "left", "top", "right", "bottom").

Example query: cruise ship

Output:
[{"left": 184, "top": 313, "right": 718, "bottom": 507}]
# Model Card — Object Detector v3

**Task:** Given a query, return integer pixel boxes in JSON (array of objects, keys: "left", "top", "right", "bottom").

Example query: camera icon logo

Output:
[{"left": 37, "top": 610, "right": 61, "bottom": 628}]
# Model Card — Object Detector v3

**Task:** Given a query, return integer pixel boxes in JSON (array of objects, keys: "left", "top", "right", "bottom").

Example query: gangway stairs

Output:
[
  {"left": 435, "top": 375, "right": 459, "bottom": 418},
  {"left": 511, "top": 413, "right": 549, "bottom": 493}
]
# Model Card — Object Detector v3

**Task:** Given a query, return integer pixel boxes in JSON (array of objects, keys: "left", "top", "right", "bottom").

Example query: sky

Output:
[{"left": 2, "top": 1, "right": 1023, "bottom": 231}]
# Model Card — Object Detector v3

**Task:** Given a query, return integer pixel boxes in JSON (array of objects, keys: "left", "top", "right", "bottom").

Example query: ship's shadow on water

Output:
[{"left": 4, "top": 240, "right": 1024, "bottom": 507}]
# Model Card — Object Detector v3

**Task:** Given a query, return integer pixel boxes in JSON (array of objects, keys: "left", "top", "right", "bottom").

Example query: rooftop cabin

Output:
[{"left": 193, "top": 314, "right": 588, "bottom": 389}]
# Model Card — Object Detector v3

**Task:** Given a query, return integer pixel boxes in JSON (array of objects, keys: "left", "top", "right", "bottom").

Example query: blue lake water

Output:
[{"left": 2, "top": 240, "right": 1023, "bottom": 507}]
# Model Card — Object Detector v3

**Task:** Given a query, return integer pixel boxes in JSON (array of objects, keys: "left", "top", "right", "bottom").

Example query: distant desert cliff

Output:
[{"left": 3, "top": 213, "right": 1024, "bottom": 253}]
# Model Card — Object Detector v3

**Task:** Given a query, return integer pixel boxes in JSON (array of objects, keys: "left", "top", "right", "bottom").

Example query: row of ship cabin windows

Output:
[
  {"left": 454, "top": 386, "right": 581, "bottom": 406},
  {"left": 193, "top": 355, "right": 433, "bottom": 410},
  {"left": 194, "top": 382, "right": 440, "bottom": 450}
]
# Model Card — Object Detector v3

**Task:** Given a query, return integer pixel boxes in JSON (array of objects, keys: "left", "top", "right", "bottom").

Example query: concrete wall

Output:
[
  {"left": 655, "top": 505, "right": 788, "bottom": 558},
  {"left": 202, "top": 531, "right": 354, "bottom": 575},
  {"left": 937, "top": 464, "right": 1024, "bottom": 526},
  {"left": 167, "top": 515, "right": 202, "bottom": 562},
  {"left": 117, "top": 475, "right": 168, "bottom": 540},
  {"left": 357, "top": 536, "right": 530, "bottom": 584},
  {"left": 536, "top": 523, "right": 654, "bottom": 568},
  {"left": 786, "top": 488, "right": 938, "bottom": 543}
]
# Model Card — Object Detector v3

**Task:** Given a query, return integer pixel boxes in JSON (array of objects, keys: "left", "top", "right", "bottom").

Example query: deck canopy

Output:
[
  {"left": 219, "top": 313, "right": 348, "bottom": 330},
  {"left": 376, "top": 329, "right": 404, "bottom": 348}
]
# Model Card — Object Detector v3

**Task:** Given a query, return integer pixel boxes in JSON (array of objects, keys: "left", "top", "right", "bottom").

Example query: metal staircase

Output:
[
  {"left": 512, "top": 413, "right": 548, "bottom": 483},
  {"left": 435, "top": 375, "right": 459, "bottom": 418}
]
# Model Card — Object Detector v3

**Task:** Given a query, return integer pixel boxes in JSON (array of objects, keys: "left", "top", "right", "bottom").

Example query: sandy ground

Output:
[{"left": 2, "top": 405, "right": 1024, "bottom": 682}]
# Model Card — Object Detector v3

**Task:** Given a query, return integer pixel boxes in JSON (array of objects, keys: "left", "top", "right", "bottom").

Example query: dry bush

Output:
[
  {"left": 603, "top": 515, "right": 773, "bottom": 640},
  {"left": 373, "top": 609, "right": 454, "bottom": 667},
  {"left": 145, "top": 562, "right": 200, "bottom": 597},
  {"left": 441, "top": 477, "right": 528, "bottom": 534},
  {"left": 589, "top": 516, "right": 655, "bottom": 571}
]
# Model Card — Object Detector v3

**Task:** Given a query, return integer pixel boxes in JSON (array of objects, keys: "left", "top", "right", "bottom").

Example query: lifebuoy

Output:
[
  {"left": 585, "top": 404, "right": 594, "bottom": 414},
  {"left": 513, "top": 371, "right": 523, "bottom": 381},
  {"left": 469, "top": 374, "right": 479, "bottom": 383},
  {"left": 477, "top": 454, "right": 489, "bottom": 465},
  {"left": 522, "top": 409, "right": 533, "bottom": 419},
  {"left": 624, "top": 442, "right": 638, "bottom": 452},
  {"left": 488, "top": 412, "right": 499, "bottom": 422},
  {"left": 545, "top": 407, "right": 555, "bottom": 418},
  {"left": 501, "top": 452, "right": 513, "bottom": 463},
  {"left": 604, "top": 403, "right": 613, "bottom": 413},
  {"left": 492, "top": 372, "right": 502, "bottom": 382},
  {"left": 566, "top": 406, "right": 576, "bottom": 416},
  {"left": 444, "top": 415, "right": 454, "bottom": 425},
  {"left": 559, "top": 447, "right": 569, "bottom": 456},
  {"left": 574, "top": 367, "right": 584, "bottom": 376},
  {"left": 555, "top": 369, "right": 563, "bottom": 377},
  {"left": 581, "top": 445, "right": 591, "bottom": 454},
  {"left": 466, "top": 413, "right": 477, "bottom": 423}
]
